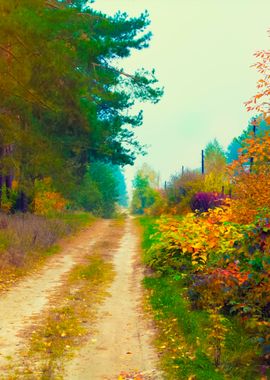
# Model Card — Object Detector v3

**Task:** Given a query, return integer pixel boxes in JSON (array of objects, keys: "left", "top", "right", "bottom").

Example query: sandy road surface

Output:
[
  {"left": 64, "top": 218, "right": 162, "bottom": 380},
  {"left": 0, "top": 219, "right": 110, "bottom": 370}
]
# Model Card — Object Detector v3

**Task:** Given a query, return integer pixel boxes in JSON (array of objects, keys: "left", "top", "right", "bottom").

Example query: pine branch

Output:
[
  {"left": 6, "top": 72, "right": 55, "bottom": 111},
  {"left": 45, "top": 0, "right": 62, "bottom": 9},
  {"left": 14, "top": 35, "right": 28, "bottom": 49}
]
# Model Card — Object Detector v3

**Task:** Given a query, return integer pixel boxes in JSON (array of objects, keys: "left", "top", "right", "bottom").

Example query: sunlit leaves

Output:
[
  {"left": 148, "top": 207, "right": 243, "bottom": 271},
  {"left": 229, "top": 132, "right": 270, "bottom": 223}
]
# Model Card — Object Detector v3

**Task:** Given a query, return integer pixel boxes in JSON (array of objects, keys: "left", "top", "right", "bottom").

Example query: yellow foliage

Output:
[
  {"left": 204, "top": 171, "right": 229, "bottom": 193},
  {"left": 156, "top": 206, "right": 242, "bottom": 269}
]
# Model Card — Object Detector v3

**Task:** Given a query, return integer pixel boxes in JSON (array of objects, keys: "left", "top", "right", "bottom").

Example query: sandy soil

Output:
[
  {"left": 64, "top": 218, "right": 162, "bottom": 380},
  {"left": 0, "top": 217, "right": 162, "bottom": 379},
  {"left": 0, "top": 219, "right": 110, "bottom": 370}
]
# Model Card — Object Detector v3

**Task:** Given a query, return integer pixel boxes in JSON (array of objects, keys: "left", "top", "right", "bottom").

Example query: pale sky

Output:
[{"left": 91, "top": 0, "right": 270, "bottom": 190}]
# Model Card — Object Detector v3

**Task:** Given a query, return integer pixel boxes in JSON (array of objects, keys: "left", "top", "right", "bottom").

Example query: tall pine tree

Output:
[{"left": 0, "top": 0, "right": 163, "bottom": 209}]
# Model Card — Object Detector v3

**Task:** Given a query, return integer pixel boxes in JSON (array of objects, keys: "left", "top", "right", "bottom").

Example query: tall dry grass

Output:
[{"left": 0, "top": 212, "right": 90, "bottom": 268}]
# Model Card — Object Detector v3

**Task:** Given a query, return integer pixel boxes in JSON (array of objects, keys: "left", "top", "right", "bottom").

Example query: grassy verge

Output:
[
  {"left": 140, "top": 217, "right": 260, "bottom": 380},
  {"left": 0, "top": 212, "right": 95, "bottom": 293},
  {"left": 55, "top": 212, "right": 95, "bottom": 230},
  {"left": 5, "top": 220, "right": 122, "bottom": 379}
]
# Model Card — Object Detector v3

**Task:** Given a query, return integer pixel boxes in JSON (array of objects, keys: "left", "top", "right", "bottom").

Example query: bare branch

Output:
[
  {"left": 91, "top": 62, "right": 138, "bottom": 81},
  {"left": 0, "top": 46, "right": 20, "bottom": 64},
  {"left": 6, "top": 72, "right": 55, "bottom": 111},
  {"left": 45, "top": 0, "right": 62, "bottom": 9}
]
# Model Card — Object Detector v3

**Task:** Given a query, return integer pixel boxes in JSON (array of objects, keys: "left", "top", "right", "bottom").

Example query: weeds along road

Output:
[{"left": 0, "top": 217, "right": 161, "bottom": 379}]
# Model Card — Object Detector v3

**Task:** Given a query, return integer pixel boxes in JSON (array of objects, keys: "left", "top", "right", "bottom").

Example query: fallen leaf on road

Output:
[{"left": 118, "top": 371, "right": 145, "bottom": 380}]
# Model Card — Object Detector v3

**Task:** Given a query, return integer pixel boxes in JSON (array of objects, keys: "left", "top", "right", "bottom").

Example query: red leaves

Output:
[{"left": 219, "top": 262, "right": 249, "bottom": 286}]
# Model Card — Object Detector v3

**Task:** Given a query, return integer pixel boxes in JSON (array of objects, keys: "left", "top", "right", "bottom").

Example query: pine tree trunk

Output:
[
  {"left": 18, "top": 191, "right": 28, "bottom": 213},
  {"left": 5, "top": 174, "right": 13, "bottom": 198}
]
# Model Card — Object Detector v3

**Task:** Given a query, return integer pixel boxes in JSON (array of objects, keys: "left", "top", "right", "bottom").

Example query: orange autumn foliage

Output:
[
  {"left": 229, "top": 132, "right": 270, "bottom": 223},
  {"left": 150, "top": 206, "right": 242, "bottom": 270},
  {"left": 245, "top": 31, "right": 270, "bottom": 114},
  {"left": 32, "top": 178, "right": 67, "bottom": 216}
]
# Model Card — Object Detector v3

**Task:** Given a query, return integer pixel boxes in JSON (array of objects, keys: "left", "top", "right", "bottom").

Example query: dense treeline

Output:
[{"left": 0, "top": 0, "right": 162, "bottom": 215}]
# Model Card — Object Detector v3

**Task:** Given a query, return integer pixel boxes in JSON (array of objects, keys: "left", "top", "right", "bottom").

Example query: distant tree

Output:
[
  {"left": 204, "top": 139, "right": 226, "bottom": 174},
  {"left": 204, "top": 139, "right": 228, "bottom": 193},
  {"left": 227, "top": 138, "right": 242, "bottom": 164},
  {"left": 74, "top": 162, "right": 124, "bottom": 218},
  {"left": 136, "top": 163, "right": 160, "bottom": 188},
  {"left": 111, "top": 166, "right": 128, "bottom": 207},
  {"left": 131, "top": 165, "right": 160, "bottom": 214},
  {"left": 226, "top": 117, "right": 270, "bottom": 163}
]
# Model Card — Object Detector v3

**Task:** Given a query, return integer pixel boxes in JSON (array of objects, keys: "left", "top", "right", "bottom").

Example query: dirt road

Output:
[
  {"left": 64, "top": 218, "right": 161, "bottom": 380},
  {"left": 0, "top": 217, "right": 161, "bottom": 379},
  {"left": 0, "top": 220, "right": 111, "bottom": 370}
]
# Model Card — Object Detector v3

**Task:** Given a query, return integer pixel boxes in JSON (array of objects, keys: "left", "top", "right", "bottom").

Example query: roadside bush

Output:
[
  {"left": 166, "top": 170, "right": 204, "bottom": 214},
  {"left": 32, "top": 178, "right": 67, "bottom": 216},
  {"left": 146, "top": 208, "right": 243, "bottom": 271},
  {"left": 144, "top": 205, "right": 270, "bottom": 366},
  {"left": 0, "top": 184, "right": 18, "bottom": 213},
  {"left": 190, "top": 192, "right": 226, "bottom": 213},
  {"left": 144, "top": 189, "right": 167, "bottom": 216}
]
